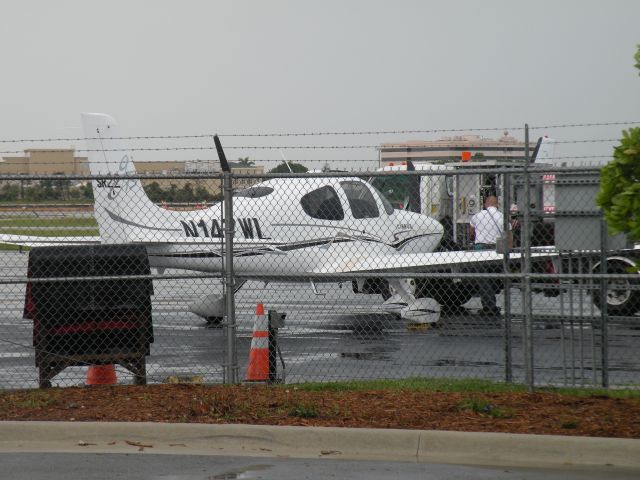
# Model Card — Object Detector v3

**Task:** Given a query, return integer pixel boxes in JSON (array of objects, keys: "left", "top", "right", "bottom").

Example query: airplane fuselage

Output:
[{"left": 142, "top": 177, "right": 444, "bottom": 279}]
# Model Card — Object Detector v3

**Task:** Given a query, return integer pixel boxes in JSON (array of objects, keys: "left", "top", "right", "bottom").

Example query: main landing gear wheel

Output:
[
  {"left": 205, "top": 316, "right": 223, "bottom": 328},
  {"left": 416, "top": 279, "right": 473, "bottom": 311},
  {"left": 352, "top": 278, "right": 392, "bottom": 301}
]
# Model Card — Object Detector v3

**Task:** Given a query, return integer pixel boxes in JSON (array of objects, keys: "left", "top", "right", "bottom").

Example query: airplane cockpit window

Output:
[
  {"left": 300, "top": 186, "right": 344, "bottom": 221},
  {"left": 370, "top": 175, "right": 409, "bottom": 210},
  {"left": 340, "top": 181, "right": 379, "bottom": 219},
  {"left": 234, "top": 186, "right": 274, "bottom": 198},
  {"left": 371, "top": 184, "right": 395, "bottom": 215}
]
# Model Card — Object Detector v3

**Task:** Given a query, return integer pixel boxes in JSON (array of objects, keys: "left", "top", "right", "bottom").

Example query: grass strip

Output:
[
  {"left": 0, "top": 228, "right": 99, "bottom": 236},
  {"left": 0, "top": 244, "right": 29, "bottom": 251},
  {"left": 0, "top": 218, "right": 97, "bottom": 228}
]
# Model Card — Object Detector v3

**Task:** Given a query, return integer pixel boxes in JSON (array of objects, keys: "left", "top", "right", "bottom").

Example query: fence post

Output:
[
  {"left": 522, "top": 124, "right": 534, "bottom": 392},
  {"left": 222, "top": 171, "right": 238, "bottom": 384},
  {"left": 599, "top": 215, "right": 609, "bottom": 388},
  {"left": 502, "top": 170, "right": 512, "bottom": 383}
]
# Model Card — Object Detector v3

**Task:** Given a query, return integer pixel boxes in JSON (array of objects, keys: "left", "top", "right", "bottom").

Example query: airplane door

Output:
[
  {"left": 338, "top": 180, "right": 383, "bottom": 239},
  {"left": 295, "top": 184, "right": 346, "bottom": 242}
]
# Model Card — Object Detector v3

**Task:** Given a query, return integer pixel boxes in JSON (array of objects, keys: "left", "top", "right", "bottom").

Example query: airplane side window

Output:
[
  {"left": 300, "top": 186, "right": 344, "bottom": 221},
  {"left": 340, "top": 181, "right": 379, "bottom": 219}
]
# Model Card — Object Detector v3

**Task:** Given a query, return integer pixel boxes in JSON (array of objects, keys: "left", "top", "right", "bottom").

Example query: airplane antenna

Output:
[
  {"left": 213, "top": 135, "right": 230, "bottom": 173},
  {"left": 278, "top": 147, "right": 294, "bottom": 173}
]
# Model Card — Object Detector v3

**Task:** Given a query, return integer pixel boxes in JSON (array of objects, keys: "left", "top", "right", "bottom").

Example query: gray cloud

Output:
[{"left": 1, "top": 0, "right": 638, "bottom": 169}]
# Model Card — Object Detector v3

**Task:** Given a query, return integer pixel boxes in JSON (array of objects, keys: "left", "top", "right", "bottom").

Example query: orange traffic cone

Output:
[
  {"left": 245, "top": 303, "right": 269, "bottom": 382},
  {"left": 86, "top": 364, "right": 117, "bottom": 385}
]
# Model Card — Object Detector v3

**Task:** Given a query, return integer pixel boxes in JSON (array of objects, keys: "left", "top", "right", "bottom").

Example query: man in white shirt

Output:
[
  {"left": 470, "top": 196, "right": 503, "bottom": 250},
  {"left": 469, "top": 196, "right": 503, "bottom": 315}
]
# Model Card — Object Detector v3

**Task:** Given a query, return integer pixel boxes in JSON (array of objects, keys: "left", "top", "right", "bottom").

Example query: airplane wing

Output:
[
  {"left": 0, "top": 234, "right": 102, "bottom": 247},
  {"left": 312, "top": 248, "right": 556, "bottom": 275}
]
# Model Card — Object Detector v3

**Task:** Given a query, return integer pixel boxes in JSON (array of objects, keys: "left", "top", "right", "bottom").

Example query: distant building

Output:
[
  {"left": 226, "top": 162, "right": 263, "bottom": 190},
  {"left": 378, "top": 131, "right": 536, "bottom": 167},
  {"left": 0, "top": 149, "right": 89, "bottom": 175},
  {"left": 0, "top": 150, "right": 263, "bottom": 194}
]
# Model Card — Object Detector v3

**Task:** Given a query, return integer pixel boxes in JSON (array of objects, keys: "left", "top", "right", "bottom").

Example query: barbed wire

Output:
[
  {"left": 0, "top": 127, "right": 522, "bottom": 144},
  {"left": 0, "top": 154, "right": 614, "bottom": 169},
  {"left": 0, "top": 159, "right": 373, "bottom": 166},
  {"left": 530, "top": 121, "right": 640, "bottom": 130},
  {"left": 532, "top": 155, "right": 609, "bottom": 161},
  {"left": 0, "top": 136, "right": 624, "bottom": 156},
  {"left": 0, "top": 146, "right": 382, "bottom": 155},
  {"left": 553, "top": 139, "right": 619, "bottom": 144},
  {"left": 0, "top": 120, "right": 638, "bottom": 144},
  {"left": 0, "top": 134, "right": 213, "bottom": 144}
]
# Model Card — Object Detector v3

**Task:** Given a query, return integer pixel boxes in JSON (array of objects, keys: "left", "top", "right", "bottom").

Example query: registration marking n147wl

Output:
[{"left": 180, "top": 217, "right": 268, "bottom": 239}]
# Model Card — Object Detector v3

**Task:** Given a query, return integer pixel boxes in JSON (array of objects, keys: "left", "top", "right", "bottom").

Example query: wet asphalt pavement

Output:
[{"left": 0, "top": 251, "right": 638, "bottom": 389}]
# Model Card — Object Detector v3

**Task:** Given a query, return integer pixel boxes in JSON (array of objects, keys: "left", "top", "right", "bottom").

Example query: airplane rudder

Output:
[
  {"left": 81, "top": 112, "right": 163, "bottom": 243},
  {"left": 81, "top": 113, "right": 126, "bottom": 177}
]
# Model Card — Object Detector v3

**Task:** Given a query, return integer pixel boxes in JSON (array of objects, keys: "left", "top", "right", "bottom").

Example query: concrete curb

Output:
[{"left": 0, "top": 421, "right": 639, "bottom": 469}]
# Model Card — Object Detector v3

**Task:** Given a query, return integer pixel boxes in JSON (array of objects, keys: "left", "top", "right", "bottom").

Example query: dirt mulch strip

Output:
[{"left": 1, "top": 384, "right": 639, "bottom": 438}]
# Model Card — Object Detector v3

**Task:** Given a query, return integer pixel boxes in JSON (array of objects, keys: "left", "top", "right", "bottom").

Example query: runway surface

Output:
[{"left": 0, "top": 251, "right": 638, "bottom": 389}]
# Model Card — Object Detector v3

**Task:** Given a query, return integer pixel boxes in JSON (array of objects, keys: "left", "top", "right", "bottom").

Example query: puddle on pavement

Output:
[
  {"left": 211, "top": 464, "right": 272, "bottom": 479},
  {"left": 340, "top": 348, "right": 392, "bottom": 361},
  {"left": 153, "top": 464, "right": 272, "bottom": 480},
  {"left": 432, "top": 359, "right": 499, "bottom": 367},
  {"left": 326, "top": 312, "right": 399, "bottom": 332}
]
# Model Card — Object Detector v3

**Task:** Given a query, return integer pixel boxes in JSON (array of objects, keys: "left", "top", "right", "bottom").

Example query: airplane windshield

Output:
[
  {"left": 340, "top": 181, "right": 379, "bottom": 219},
  {"left": 370, "top": 184, "right": 395, "bottom": 215},
  {"left": 370, "top": 175, "right": 409, "bottom": 210}
]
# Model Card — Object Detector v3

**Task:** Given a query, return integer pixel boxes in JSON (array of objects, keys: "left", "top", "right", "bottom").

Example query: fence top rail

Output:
[{"left": 0, "top": 165, "right": 603, "bottom": 182}]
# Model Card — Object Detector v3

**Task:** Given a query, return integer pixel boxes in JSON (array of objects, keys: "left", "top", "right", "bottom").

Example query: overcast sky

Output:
[{"left": 1, "top": 0, "right": 639, "bottom": 168}]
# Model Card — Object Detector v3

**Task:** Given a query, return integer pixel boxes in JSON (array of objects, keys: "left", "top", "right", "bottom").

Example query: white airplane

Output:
[{"left": 0, "top": 113, "right": 543, "bottom": 324}]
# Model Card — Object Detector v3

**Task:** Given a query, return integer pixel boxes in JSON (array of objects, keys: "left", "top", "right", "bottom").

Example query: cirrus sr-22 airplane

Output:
[{"left": 0, "top": 113, "right": 536, "bottom": 325}]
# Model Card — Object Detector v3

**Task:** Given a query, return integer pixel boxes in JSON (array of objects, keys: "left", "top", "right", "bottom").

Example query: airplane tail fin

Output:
[{"left": 81, "top": 113, "right": 178, "bottom": 244}]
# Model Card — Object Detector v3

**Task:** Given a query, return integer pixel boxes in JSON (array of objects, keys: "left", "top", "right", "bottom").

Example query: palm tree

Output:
[{"left": 237, "top": 157, "right": 255, "bottom": 167}]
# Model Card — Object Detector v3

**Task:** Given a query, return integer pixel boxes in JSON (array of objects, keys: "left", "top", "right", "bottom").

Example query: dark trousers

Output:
[{"left": 474, "top": 243, "right": 499, "bottom": 311}]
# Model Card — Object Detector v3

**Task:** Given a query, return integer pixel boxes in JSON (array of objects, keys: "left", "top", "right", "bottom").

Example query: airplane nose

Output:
[
  {"left": 398, "top": 211, "right": 443, "bottom": 234},
  {"left": 391, "top": 210, "right": 443, "bottom": 253}
]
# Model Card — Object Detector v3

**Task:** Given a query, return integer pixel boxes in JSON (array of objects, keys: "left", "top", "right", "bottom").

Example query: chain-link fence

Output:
[{"left": 0, "top": 148, "right": 639, "bottom": 391}]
